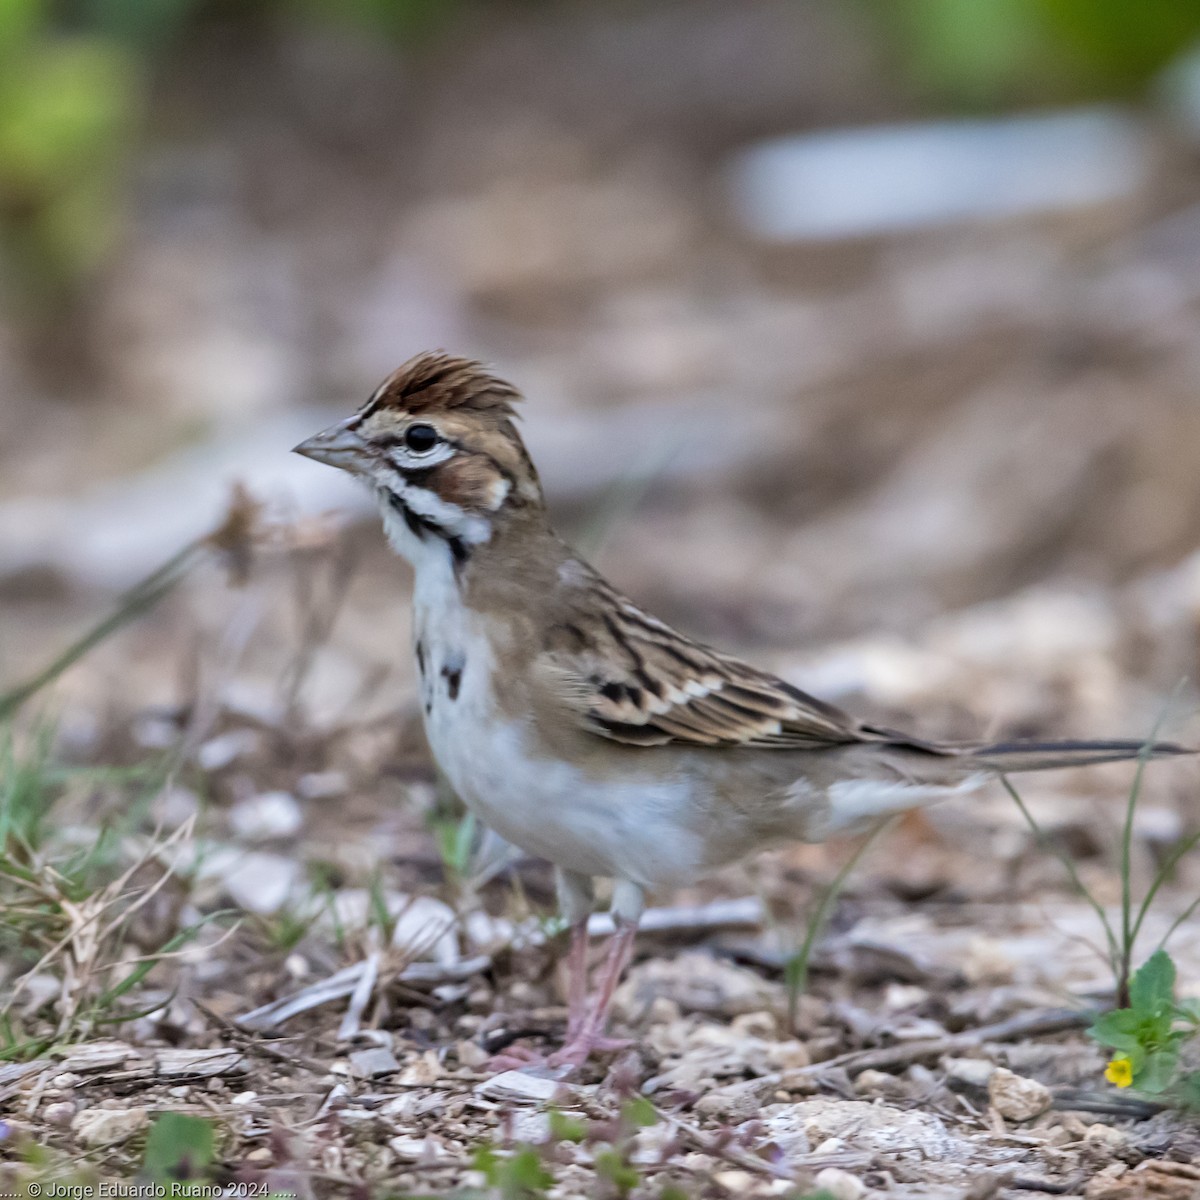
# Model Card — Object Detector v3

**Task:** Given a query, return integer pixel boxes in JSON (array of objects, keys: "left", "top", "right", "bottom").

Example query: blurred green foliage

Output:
[
  {"left": 879, "top": 0, "right": 1200, "bottom": 109},
  {"left": 5, "top": 0, "right": 1200, "bottom": 308},
  {"left": 0, "top": 0, "right": 138, "bottom": 303},
  {"left": 0, "top": 0, "right": 459, "bottom": 309}
]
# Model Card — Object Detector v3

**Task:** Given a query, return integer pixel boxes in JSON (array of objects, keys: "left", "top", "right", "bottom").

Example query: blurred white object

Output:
[
  {"left": 731, "top": 108, "right": 1150, "bottom": 241},
  {"left": 228, "top": 791, "right": 303, "bottom": 841}
]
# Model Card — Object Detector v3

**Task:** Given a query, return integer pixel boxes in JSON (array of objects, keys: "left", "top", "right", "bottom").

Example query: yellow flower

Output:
[{"left": 1105, "top": 1056, "right": 1134, "bottom": 1088}]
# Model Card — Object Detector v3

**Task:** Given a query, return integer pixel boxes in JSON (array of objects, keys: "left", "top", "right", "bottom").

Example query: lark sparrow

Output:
[{"left": 295, "top": 352, "right": 1187, "bottom": 1070}]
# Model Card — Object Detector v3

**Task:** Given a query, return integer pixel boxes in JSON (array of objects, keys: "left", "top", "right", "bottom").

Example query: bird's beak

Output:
[{"left": 292, "top": 418, "right": 370, "bottom": 472}]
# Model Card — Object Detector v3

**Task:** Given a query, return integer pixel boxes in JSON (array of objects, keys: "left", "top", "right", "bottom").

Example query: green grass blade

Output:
[
  {"left": 786, "top": 816, "right": 896, "bottom": 1029},
  {"left": 0, "top": 539, "right": 204, "bottom": 722},
  {"left": 1001, "top": 775, "right": 1120, "bottom": 973}
]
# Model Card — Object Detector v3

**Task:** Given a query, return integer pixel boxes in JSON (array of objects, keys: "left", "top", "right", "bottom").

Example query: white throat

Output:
[{"left": 376, "top": 484, "right": 492, "bottom": 569}]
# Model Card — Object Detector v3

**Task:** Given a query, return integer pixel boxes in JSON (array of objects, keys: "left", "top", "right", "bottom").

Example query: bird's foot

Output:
[
  {"left": 486, "top": 1033, "right": 633, "bottom": 1076},
  {"left": 546, "top": 1032, "right": 633, "bottom": 1070},
  {"left": 485, "top": 1040, "right": 555, "bottom": 1074}
]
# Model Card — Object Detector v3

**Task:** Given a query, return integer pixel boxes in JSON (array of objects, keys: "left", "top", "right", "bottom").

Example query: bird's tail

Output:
[{"left": 966, "top": 737, "right": 1191, "bottom": 774}]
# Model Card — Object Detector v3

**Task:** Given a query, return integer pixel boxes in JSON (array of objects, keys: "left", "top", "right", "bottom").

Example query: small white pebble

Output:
[
  {"left": 988, "top": 1067, "right": 1051, "bottom": 1121},
  {"left": 229, "top": 791, "right": 303, "bottom": 841},
  {"left": 712, "top": 1171, "right": 755, "bottom": 1192},
  {"left": 195, "top": 728, "right": 261, "bottom": 771},
  {"left": 42, "top": 1101, "right": 76, "bottom": 1126},
  {"left": 815, "top": 1167, "right": 867, "bottom": 1200}
]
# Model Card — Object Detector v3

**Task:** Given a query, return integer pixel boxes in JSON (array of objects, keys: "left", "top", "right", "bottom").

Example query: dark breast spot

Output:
[
  {"left": 441, "top": 664, "right": 462, "bottom": 701},
  {"left": 440, "top": 649, "right": 466, "bottom": 702},
  {"left": 415, "top": 639, "right": 426, "bottom": 676}
]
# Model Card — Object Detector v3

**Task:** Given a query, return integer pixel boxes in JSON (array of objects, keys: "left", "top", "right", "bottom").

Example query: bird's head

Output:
[{"left": 294, "top": 352, "right": 544, "bottom": 564}]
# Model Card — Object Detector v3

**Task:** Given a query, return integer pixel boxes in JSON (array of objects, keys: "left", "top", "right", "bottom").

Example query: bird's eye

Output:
[{"left": 404, "top": 423, "right": 440, "bottom": 454}]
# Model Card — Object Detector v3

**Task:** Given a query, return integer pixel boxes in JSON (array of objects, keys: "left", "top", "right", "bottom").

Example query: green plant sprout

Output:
[
  {"left": 1001, "top": 710, "right": 1200, "bottom": 1007},
  {"left": 1090, "top": 949, "right": 1200, "bottom": 1105},
  {"left": 1002, "top": 709, "right": 1200, "bottom": 1104},
  {"left": 784, "top": 815, "right": 898, "bottom": 1028}
]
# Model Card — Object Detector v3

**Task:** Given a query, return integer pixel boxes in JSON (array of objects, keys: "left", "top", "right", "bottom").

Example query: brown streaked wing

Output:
[{"left": 538, "top": 593, "right": 867, "bottom": 750}]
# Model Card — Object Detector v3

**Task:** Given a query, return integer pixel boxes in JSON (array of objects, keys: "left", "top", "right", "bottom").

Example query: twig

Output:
[
  {"left": 788, "top": 1007, "right": 1093, "bottom": 1080},
  {"left": 588, "top": 896, "right": 765, "bottom": 939},
  {"left": 1009, "top": 1177, "right": 1081, "bottom": 1195},
  {"left": 668, "top": 1115, "right": 797, "bottom": 1181},
  {"left": 235, "top": 955, "right": 491, "bottom": 1030},
  {"left": 1050, "top": 1087, "right": 1165, "bottom": 1119},
  {"left": 337, "top": 951, "right": 379, "bottom": 1041},
  {"left": 194, "top": 1001, "right": 331, "bottom": 1076}
]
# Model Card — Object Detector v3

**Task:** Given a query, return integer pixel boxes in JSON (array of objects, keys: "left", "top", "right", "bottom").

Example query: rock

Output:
[
  {"left": 222, "top": 851, "right": 302, "bottom": 914},
  {"left": 348, "top": 1046, "right": 400, "bottom": 1077},
  {"left": 694, "top": 1078, "right": 772, "bottom": 1122},
  {"left": 943, "top": 1056, "right": 997, "bottom": 1092},
  {"left": 1086, "top": 1160, "right": 1200, "bottom": 1200},
  {"left": 854, "top": 1069, "right": 909, "bottom": 1100},
  {"left": 297, "top": 771, "right": 348, "bottom": 800},
  {"left": 42, "top": 1101, "right": 76, "bottom": 1126},
  {"left": 712, "top": 1171, "right": 756, "bottom": 1194},
  {"left": 454, "top": 1040, "right": 489, "bottom": 1069},
  {"left": 762, "top": 1099, "right": 967, "bottom": 1165},
  {"left": 647, "top": 1019, "right": 809, "bottom": 1092},
  {"left": 321, "top": 890, "right": 459, "bottom": 964},
  {"left": 155, "top": 1048, "right": 248, "bottom": 1078},
  {"left": 71, "top": 1106, "right": 150, "bottom": 1147},
  {"left": 195, "top": 729, "right": 261, "bottom": 772},
  {"left": 988, "top": 1067, "right": 1051, "bottom": 1122},
  {"left": 510, "top": 1110, "right": 553, "bottom": 1144},
  {"left": 58, "top": 1041, "right": 134, "bottom": 1072},
  {"left": 615, "top": 951, "right": 782, "bottom": 1021},
  {"left": 815, "top": 1167, "right": 867, "bottom": 1200},
  {"left": 388, "top": 1135, "right": 442, "bottom": 1162},
  {"left": 396, "top": 1050, "right": 443, "bottom": 1087},
  {"left": 229, "top": 791, "right": 303, "bottom": 841},
  {"left": 475, "top": 1071, "right": 566, "bottom": 1104},
  {"left": 151, "top": 785, "right": 200, "bottom": 826},
  {"left": 730, "top": 108, "right": 1149, "bottom": 243}
]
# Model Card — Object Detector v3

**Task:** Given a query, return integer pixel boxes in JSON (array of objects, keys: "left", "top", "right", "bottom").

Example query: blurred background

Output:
[
  {"left": 4, "top": 0, "right": 1200, "bottom": 1078},
  {"left": 6, "top": 0, "right": 1200, "bottom": 738}
]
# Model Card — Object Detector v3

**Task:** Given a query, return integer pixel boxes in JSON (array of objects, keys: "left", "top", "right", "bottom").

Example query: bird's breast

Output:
[{"left": 411, "top": 597, "right": 710, "bottom": 887}]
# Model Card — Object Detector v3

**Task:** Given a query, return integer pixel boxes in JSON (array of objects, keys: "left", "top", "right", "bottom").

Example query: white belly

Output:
[{"left": 414, "top": 605, "right": 704, "bottom": 888}]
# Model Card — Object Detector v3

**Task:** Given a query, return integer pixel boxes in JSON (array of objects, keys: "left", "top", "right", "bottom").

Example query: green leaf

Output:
[
  {"left": 0, "top": 0, "right": 41, "bottom": 64},
  {"left": 547, "top": 1110, "right": 586, "bottom": 1143},
  {"left": 594, "top": 1148, "right": 640, "bottom": 1195},
  {"left": 623, "top": 1095, "right": 658, "bottom": 1128},
  {"left": 1176, "top": 997, "right": 1200, "bottom": 1025},
  {"left": 141, "top": 1112, "right": 215, "bottom": 1183},
  {"left": 1130, "top": 950, "right": 1176, "bottom": 1015},
  {"left": 1134, "top": 1048, "right": 1179, "bottom": 1095},
  {"left": 1089, "top": 1009, "right": 1143, "bottom": 1051},
  {"left": 471, "top": 1145, "right": 500, "bottom": 1183},
  {"left": 499, "top": 1147, "right": 553, "bottom": 1198}
]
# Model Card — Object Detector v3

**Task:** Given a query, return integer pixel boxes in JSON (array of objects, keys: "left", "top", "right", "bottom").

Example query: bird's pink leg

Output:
[
  {"left": 548, "top": 917, "right": 637, "bottom": 1068},
  {"left": 564, "top": 917, "right": 591, "bottom": 1040}
]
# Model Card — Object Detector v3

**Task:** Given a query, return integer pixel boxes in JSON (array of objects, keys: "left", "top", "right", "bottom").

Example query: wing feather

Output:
[{"left": 537, "top": 573, "right": 867, "bottom": 750}]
